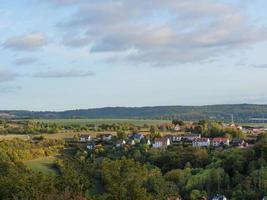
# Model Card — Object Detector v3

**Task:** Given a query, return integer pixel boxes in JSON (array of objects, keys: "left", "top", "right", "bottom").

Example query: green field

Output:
[
  {"left": 23, "top": 156, "right": 58, "bottom": 175},
  {"left": 33, "top": 118, "right": 170, "bottom": 126},
  {"left": 241, "top": 123, "right": 267, "bottom": 128}
]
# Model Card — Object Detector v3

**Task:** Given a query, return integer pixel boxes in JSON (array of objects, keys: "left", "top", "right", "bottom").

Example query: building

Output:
[
  {"left": 152, "top": 137, "right": 171, "bottom": 148},
  {"left": 211, "top": 137, "right": 229, "bottom": 147},
  {"left": 172, "top": 135, "right": 182, "bottom": 142},
  {"left": 80, "top": 134, "right": 91, "bottom": 142},
  {"left": 116, "top": 139, "right": 126, "bottom": 147},
  {"left": 100, "top": 133, "right": 113, "bottom": 142},
  {"left": 174, "top": 125, "right": 181, "bottom": 131},
  {"left": 182, "top": 134, "right": 201, "bottom": 141},
  {"left": 209, "top": 194, "right": 227, "bottom": 200},
  {"left": 132, "top": 133, "right": 145, "bottom": 142},
  {"left": 231, "top": 138, "right": 245, "bottom": 147},
  {"left": 127, "top": 139, "right": 135, "bottom": 146},
  {"left": 192, "top": 138, "right": 210, "bottom": 147},
  {"left": 86, "top": 143, "right": 94, "bottom": 150}
]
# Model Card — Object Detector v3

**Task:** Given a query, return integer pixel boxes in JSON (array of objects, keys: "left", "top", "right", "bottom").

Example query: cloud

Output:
[
  {"left": 14, "top": 57, "right": 38, "bottom": 66},
  {"left": 0, "top": 86, "right": 21, "bottom": 94},
  {"left": 62, "top": 35, "right": 91, "bottom": 47},
  {"left": 3, "top": 32, "right": 46, "bottom": 51},
  {"left": 56, "top": 0, "right": 267, "bottom": 65},
  {"left": 0, "top": 69, "right": 18, "bottom": 82},
  {"left": 252, "top": 64, "right": 267, "bottom": 69},
  {"left": 45, "top": 0, "right": 84, "bottom": 7},
  {"left": 33, "top": 69, "right": 94, "bottom": 78}
]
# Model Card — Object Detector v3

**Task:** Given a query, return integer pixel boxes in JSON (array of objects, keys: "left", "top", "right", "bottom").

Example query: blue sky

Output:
[{"left": 1, "top": 0, "right": 267, "bottom": 111}]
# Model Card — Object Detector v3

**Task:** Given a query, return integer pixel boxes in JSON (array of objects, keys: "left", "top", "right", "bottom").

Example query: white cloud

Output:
[
  {"left": 55, "top": 0, "right": 267, "bottom": 65},
  {"left": 14, "top": 57, "right": 38, "bottom": 66},
  {"left": 3, "top": 32, "right": 46, "bottom": 51},
  {"left": 0, "top": 69, "right": 18, "bottom": 82},
  {"left": 33, "top": 69, "right": 94, "bottom": 78}
]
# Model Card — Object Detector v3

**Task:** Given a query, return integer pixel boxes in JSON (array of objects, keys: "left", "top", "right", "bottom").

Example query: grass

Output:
[
  {"left": 241, "top": 123, "right": 267, "bottom": 128},
  {"left": 33, "top": 118, "right": 170, "bottom": 126},
  {"left": 0, "top": 134, "right": 30, "bottom": 141},
  {"left": 23, "top": 156, "right": 58, "bottom": 175}
]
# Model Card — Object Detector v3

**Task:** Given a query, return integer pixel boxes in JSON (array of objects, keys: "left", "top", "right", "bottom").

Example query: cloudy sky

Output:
[{"left": 1, "top": 0, "right": 267, "bottom": 111}]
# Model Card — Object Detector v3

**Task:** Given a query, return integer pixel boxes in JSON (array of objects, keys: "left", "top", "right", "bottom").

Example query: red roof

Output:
[{"left": 212, "top": 137, "right": 228, "bottom": 142}]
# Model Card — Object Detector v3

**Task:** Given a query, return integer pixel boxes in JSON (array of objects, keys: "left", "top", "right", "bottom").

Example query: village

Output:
[{"left": 77, "top": 122, "right": 264, "bottom": 151}]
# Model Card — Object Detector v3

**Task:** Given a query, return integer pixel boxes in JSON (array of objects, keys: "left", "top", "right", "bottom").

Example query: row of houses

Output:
[{"left": 79, "top": 132, "right": 246, "bottom": 150}]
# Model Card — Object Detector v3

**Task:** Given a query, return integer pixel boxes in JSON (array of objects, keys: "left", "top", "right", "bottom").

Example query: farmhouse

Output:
[
  {"left": 152, "top": 137, "right": 171, "bottom": 148},
  {"left": 192, "top": 138, "right": 210, "bottom": 147},
  {"left": 80, "top": 134, "right": 91, "bottom": 142}
]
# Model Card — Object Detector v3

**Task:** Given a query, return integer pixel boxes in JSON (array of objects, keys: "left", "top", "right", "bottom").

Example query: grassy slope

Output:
[{"left": 23, "top": 156, "right": 58, "bottom": 175}]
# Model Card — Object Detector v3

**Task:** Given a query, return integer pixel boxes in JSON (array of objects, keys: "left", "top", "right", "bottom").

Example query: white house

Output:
[
  {"left": 86, "top": 144, "right": 94, "bottom": 150},
  {"left": 174, "top": 125, "right": 181, "bottom": 131},
  {"left": 127, "top": 139, "right": 135, "bottom": 146},
  {"left": 192, "top": 138, "right": 210, "bottom": 147},
  {"left": 101, "top": 134, "right": 113, "bottom": 142},
  {"left": 80, "top": 134, "right": 91, "bottom": 142},
  {"left": 152, "top": 137, "right": 171, "bottom": 148},
  {"left": 116, "top": 139, "right": 126, "bottom": 147},
  {"left": 211, "top": 138, "right": 229, "bottom": 147},
  {"left": 210, "top": 194, "right": 227, "bottom": 200},
  {"left": 172, "top": 135, "right": 182, "bottom": 142}
]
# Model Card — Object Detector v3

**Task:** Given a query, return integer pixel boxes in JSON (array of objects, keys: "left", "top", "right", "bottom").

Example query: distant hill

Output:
[{"left": 1, "top": 104, "right": 267, "bottom": 122}]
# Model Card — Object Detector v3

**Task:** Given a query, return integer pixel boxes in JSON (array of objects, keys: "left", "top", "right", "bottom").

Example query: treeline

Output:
[
  {"left": 2, "top": 104, "right": 267, "bottom": 122},
  {"left": 54, "top": 135, "right": 267, "bottom": 199},
  {"left": 0, "top": 139, "right": 63, "bottom": 162},
  {"left": 0, "top": 120, "right": 60, "bottom": 135}
]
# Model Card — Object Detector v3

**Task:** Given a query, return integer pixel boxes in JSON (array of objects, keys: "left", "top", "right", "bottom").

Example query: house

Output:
[
  {"left": 172, "top": 135, "right": 182, "bottom": 142},
  {"left": 192, "top": 138, "right": 210, "bottom": 147},
  {"left": 86, "top": 143, "right": 94, "bottom": 150},
  {"left": 116, "top": 139, "right": 126, "bottom": 147},
  {"left": 211, "top": 137, "right": 229, "bottom": 147},
  {"left": 80, "top": 134, "right": 91, "bottom": 142},
  {"left": 152, "top": 137, "right": 171, "bottom": 148},
  {"left": 132, "top": 133, "right": 145, "bottom": 141},
  {"left": 231, "top": 138, "right": 245, "bottom": 147},
  {"left": 209, "top": 194, "right": 227, "bottom": 200},
  {"left": 100, "top": 133, "right": 113, "bottom": 142},
  {"left": 127, "top": 139, "right": 135, "bottom": 146},
  {"left": 174, "top": 124, "right": 181, "bottom": 131},
  {"left": 182, "top": 134, "right": 201, "bottom": 141}
]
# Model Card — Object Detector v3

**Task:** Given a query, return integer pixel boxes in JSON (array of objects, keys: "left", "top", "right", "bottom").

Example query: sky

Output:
[{"left": 1, "top": 0, "right": 267, "bottom": 111}]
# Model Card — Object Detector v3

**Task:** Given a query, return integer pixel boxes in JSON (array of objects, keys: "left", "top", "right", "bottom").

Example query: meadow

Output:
[
  {"left": 32, "top": 118, "right": 170, "bottom": 126},
  {"left": 23, "top": 156, "right": 58, "bottom": 175}
]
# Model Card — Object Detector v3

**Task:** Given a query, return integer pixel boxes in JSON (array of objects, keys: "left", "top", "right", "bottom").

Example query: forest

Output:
[
  {"left": 0, "top": 134, "right": 266, "bottom": 199},
  {"left": 2, "top": 104, "right": 267, "bottom": 122}
]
